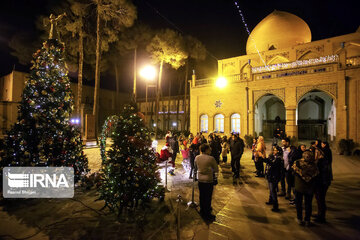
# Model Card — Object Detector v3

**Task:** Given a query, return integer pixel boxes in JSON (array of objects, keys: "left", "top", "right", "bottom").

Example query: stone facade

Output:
[
  {"left": 0, "top": 70, "right": 130, "bottom": 137},
  {"left": 136, "top": 95, "right": 190, "bottom": 131},
  {"left": 190, "top": 12, "right": 360, "bottom": 145}
]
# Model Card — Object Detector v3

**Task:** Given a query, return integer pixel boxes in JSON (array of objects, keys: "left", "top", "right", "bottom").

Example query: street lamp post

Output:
[
  {"left": 133, "top": 48, "right": 137, "bottom": 102},
  {"left": 145, "top": 83, "right": 156, "bottom": 128},
  {"left": 140, "top": 65, "right": 157, "bottom": 128}
]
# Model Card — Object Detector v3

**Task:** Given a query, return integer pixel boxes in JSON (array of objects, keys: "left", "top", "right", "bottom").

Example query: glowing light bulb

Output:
[
  {"left": 140, "top": 65, "right": 156, "bottom": 81},
  {"left": 215, "top": 77, "right": 227, "bottom": 88}
]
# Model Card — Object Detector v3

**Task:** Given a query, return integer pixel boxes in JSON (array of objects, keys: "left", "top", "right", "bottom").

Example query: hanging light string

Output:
[
  {"left": 234, "top": 1, "right": 269, "bottom": 70},
  {"left": 143, "top": 0, "right": 218, "bottom": 61}
]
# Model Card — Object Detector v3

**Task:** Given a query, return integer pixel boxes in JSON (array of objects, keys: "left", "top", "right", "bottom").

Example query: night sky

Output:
[{"left": 0, "top": 0, "right": 358, "bottom": 94}]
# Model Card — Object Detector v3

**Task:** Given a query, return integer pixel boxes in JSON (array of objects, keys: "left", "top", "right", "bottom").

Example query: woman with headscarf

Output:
[
  {"left": 314, "top": 141, "right": 333, "bottom": 223},
  {"left": 292, "top": 150, "right": 319, "bottom": 226},
  {"left": 254, "top": 136, "right": 266, "bottom": 177},
  {"left": 251, "top": 137, "right": 258, "bottom": 173}
]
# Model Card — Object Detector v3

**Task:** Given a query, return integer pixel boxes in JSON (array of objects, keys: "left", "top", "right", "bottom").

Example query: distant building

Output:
[
  {"left": 190, "top": 11, "right": 360, "bottom": 144},
  {"left": 136, "top": 95, "right": 190, "bottom": 132},
  {"left": 0, "top": 70, "right": 130, "bottom": 137}
]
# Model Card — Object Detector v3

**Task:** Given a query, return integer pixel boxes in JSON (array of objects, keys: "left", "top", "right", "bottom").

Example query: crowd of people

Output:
[{"left": 154, "top": 130, "right": 333, "bottom": 226}]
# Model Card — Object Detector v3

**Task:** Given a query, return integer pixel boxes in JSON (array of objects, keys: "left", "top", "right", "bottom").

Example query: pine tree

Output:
[
  {"left": 2, "top": 39, "right": 88, "bottom": 181},
  {"left": 98, "top": 104, "right": 163, "bottom": 216}
]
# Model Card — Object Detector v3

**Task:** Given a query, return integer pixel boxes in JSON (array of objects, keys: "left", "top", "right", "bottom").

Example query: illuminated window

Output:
[
  {"left": 214, "top": 114, "right": 224, "bottom": 133},
  {"left": 200, "top": 114, "right": 208, "bottom": 133},
  {"left": 231, "top": 113, "right": 241, "bottom": 133}
]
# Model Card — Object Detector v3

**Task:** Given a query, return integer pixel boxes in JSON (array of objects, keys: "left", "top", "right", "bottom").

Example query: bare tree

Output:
[{"left": 92, "top": 0, "right": 137, "bottom": 140}]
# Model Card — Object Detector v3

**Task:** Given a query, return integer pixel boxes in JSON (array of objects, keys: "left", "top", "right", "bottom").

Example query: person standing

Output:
[
  {"left": 230, "top": 134, "right": 245, "bottom": 180},
  {"left": 264, "top": 145, "right": 283, "bottom": 212},
  {"left": 221, "top": 136, "right": 230, "bottom": 164},
  {"left": 189, "top": 136, "right": 200, "bottom": 179},
  {"left": 160, "top": 143, "right": 175, "bottom": 175},
  {"left": 188, "top": 133, "right": 194, "bottom": 145},
  {"left": 314, "top": 141, "right": 333, "bottom": 223},
  {"left": 273, "top": 127, "right": 281, "bottom": 145},
  {"left": 292, "top": 150, "right": 319, "bottom": 226},
  {"left": 254, "top": 136, "right": 266, "bottom": 177},
  {"left": 195, "top": 143, "right": 219, "bottom": 221},
  {"left": 208, "top": 134, "right": 217, "bottom": 163},
  {"left": 169, "top": 135, "right": 179, "bottom": 168},
  {"left": 251, "top": 137, "right": 258, "bottom": 173},
  {"left": 281, "top": 137, "right": 296, "bottom": 200},
  {"left": 165, "top": 131, "right": 172, "bottom": 144},
  {"left": 200, "top": 134, "right": 207, "bottom": 144},
  {"left": 214, "top": 135, "right": 222, "bottom": 164}
]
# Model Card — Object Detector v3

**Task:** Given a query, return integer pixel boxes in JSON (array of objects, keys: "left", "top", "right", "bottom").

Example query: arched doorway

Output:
[
  {"left": 297, "top": 90, "right": 336, "bottom": 140},
  {"left": 254, "top": 94, "right": 286, "bottom": 138}
]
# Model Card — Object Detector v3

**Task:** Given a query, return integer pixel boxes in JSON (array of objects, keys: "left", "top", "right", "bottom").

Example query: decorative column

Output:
[
  {"left": 224, "top": 115, "right": 230, "bottom": 135},
  {"left": 208, "top": 114, "right": 214, "bottom": 133},
  {"left": 337, "top": 49, "right": 348, "bottom": 140},
  {"left": 248, "top": 89, "right": 254, "bottom": 136},
  {"left": 285, "top": 107, "right": 297, "bottom": 138}
]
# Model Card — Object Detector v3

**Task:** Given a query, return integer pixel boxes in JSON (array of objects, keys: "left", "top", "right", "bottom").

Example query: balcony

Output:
[
  {"left": 251, "top": 55, "right": 339, "bottom": 74},
  {"left": 194, "top": 74, "right": 248, "bottom": 87},
  {"left": 346, "top": 56, "right": 360, "bottom": 67}
]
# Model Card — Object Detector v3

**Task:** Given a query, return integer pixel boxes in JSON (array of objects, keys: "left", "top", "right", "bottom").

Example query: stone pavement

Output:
[
  {"left": 2, "top": 141, "right": 359, "bottom": 239},
  {"left": 152, "top": 141, "right": 360, "bottom": 240},
  {"left": 82, "top": 140, "right": 360, "bottom": 239}
]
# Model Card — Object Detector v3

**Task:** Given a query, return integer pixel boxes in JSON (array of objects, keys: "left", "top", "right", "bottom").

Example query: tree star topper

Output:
[{"left": 215, "top": 100, "right": 222, "bottom": 108}]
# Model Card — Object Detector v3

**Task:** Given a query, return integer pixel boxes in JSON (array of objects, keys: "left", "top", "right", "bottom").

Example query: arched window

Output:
[
  {"left": 214, "top": 114, "right": 224, "bottom": 133},
  {"left": 200, "top": 114, "right": 208, "bottom": 133},
  {"left": 231, "top": 113, "right": 241, "bottom": 133}
]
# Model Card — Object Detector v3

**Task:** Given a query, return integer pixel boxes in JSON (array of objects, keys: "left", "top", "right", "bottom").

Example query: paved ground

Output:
[
  {"left": 1, "top": 140, "right": 359, "bottom": 240},
  {"left": 153, "top": 140, "right": 360, "bottom": 240}
]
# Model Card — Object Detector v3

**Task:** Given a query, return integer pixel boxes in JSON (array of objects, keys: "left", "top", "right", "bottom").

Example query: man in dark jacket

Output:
[
  {"left": 208, "top": 134, "right": 218, "bottom": 164},
  {"left": 169, "top": 135, "right": 179, "bottom": 168},
  {"left": 273, "top": 127, "right": 281, "bottom": 145},
  {"left": 280, "top": 137, "right": 297, "bottom": 203},
  {"left": 264, "top": 145, "right": 283, "bottom": 212},
  {"left": 230, "top": 134, "right": 245, "bottom": 180},
  {"left": 214, "top": 135, "right": 222, "bottom": 164}
]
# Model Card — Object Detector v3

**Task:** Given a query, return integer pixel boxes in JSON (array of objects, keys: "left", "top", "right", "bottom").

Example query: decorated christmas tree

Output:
[
  {"left": 2, "top": 38, "right": 88, "bottom": 181},
  {"left": 98, "top": 104, "right": 163, "bottom": 216}
]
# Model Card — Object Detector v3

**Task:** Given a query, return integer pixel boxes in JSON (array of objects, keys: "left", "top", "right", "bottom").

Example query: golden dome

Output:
[{"left": 246, "top": 10, "right": 312, "bottom": 55}]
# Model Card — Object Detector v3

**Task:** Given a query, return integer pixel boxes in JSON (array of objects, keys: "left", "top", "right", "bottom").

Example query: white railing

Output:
[{"left": 252, "top": 55, "right": 339, "bottom": 73}]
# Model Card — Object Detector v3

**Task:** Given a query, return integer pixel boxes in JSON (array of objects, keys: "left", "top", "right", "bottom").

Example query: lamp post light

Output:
[
  {"left": 215, "top": 76, "right": 228, "bottom": 89},
  {"left": 140, "top": 65, "right": 157, "bottom": 128}
]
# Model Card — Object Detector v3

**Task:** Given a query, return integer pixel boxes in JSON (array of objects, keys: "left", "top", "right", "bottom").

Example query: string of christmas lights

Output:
[{"left": 234, "top": 1, "right": 268, "bottom": 69}]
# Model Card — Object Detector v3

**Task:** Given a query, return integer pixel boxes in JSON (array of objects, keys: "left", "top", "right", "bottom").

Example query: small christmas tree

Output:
[
  {"left": 2, "top": 38, "right": 88, "bottom": 181},
  {"left": 98, "top": 104, "right": 163, "bottom": 216}
]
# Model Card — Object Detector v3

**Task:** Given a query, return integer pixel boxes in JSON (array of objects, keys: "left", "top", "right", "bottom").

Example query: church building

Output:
[{"left": 190, "top": 11, "right": 360, "bottom": 145}]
